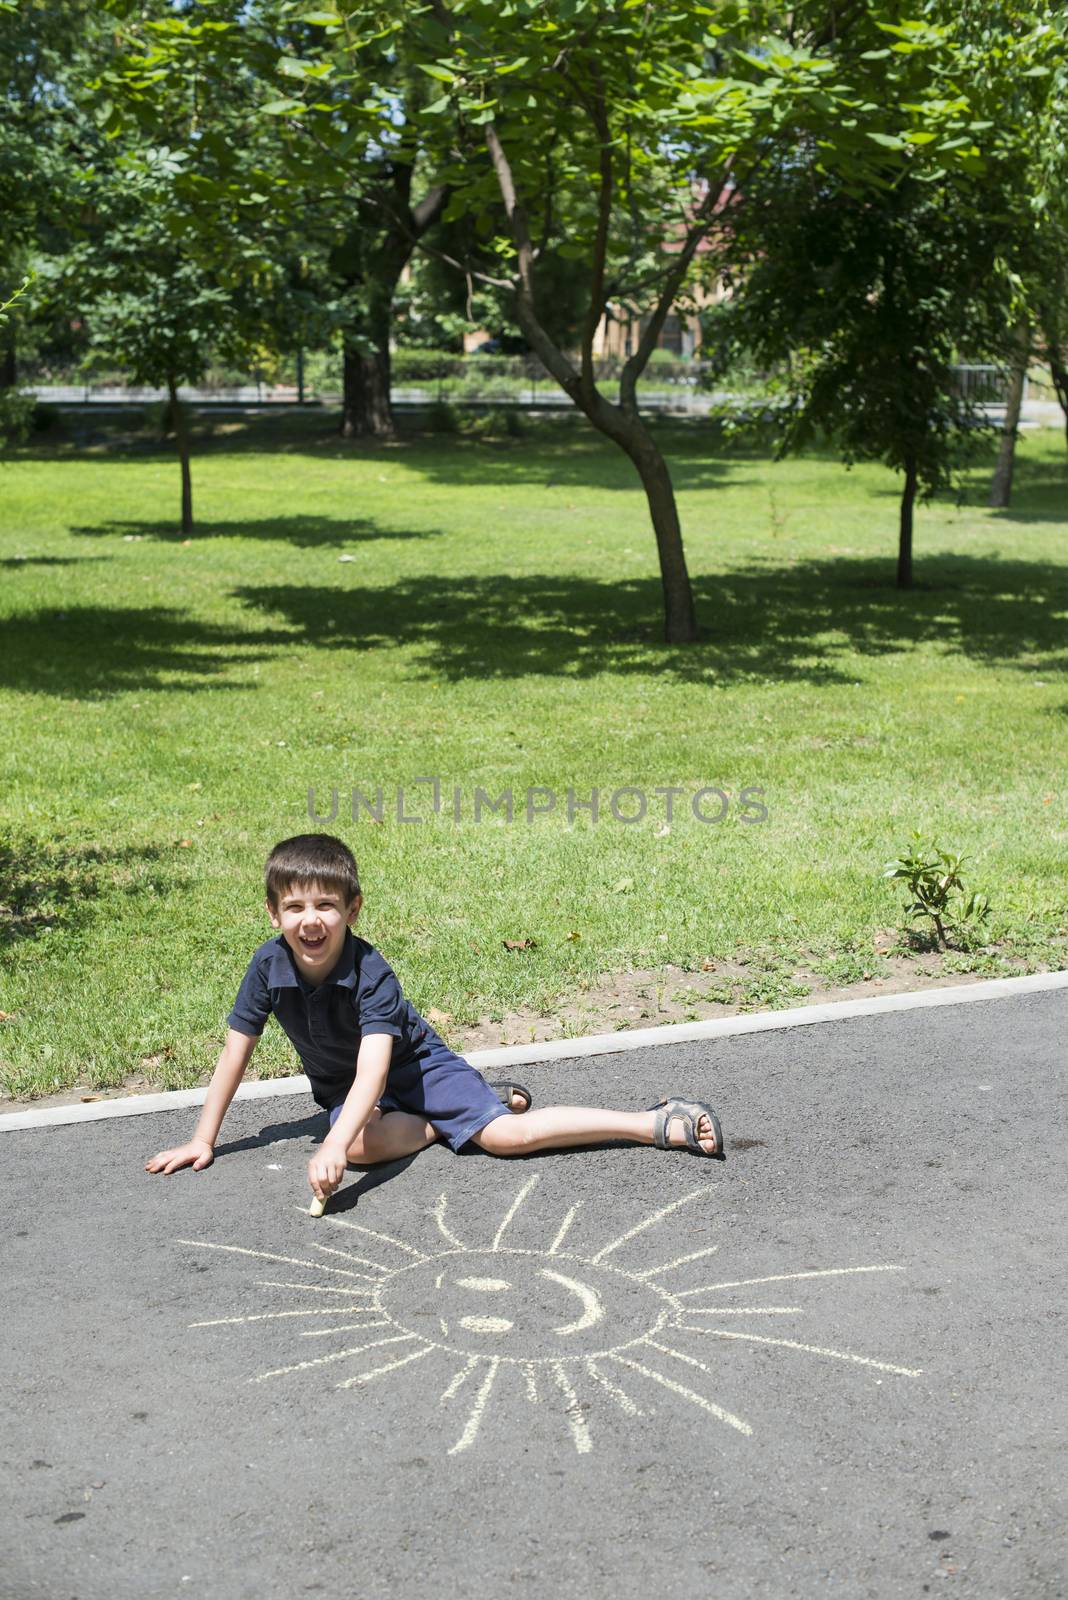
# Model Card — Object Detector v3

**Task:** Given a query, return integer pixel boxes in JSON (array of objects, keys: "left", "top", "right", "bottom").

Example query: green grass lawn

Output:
[{"left": 1, "top": 409, "right": 1066, "bottom": 1099}]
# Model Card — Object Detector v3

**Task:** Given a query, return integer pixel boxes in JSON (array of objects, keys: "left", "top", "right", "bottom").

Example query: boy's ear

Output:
[
  {"left": 266, "top": 896, "right": 281, "bottom": 929},
  {"left": 347, "top": 894, "right": 363, "bottom": 927}
]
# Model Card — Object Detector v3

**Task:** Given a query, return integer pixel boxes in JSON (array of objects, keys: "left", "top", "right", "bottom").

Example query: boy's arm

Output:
[
  {"left": 307, "top": 1033, "right": 393, "bottom": 1201},
  {"left": 145, "top": 1028, "right": 260, "bottom": 1175}
]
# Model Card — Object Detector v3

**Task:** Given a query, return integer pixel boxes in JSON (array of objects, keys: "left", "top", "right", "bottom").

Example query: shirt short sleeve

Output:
[
  {"left": 227, "top": 950, "right": 272, "bottom": 1038},
  {"left": 356, "top": 949, "right": 405, "bottom": 1040}
]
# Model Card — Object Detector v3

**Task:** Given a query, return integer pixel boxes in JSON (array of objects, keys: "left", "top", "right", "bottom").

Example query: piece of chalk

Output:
[{"left": 309, "top": 1194, "right": 327, "bottom": 1218}]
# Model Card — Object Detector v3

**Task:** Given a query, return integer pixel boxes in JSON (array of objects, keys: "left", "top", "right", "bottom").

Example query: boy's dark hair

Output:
[{"left": 265, "top": 834, "right": 361, "bottom": 908}]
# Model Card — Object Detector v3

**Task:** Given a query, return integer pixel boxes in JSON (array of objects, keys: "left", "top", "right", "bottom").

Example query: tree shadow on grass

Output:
[
  {"left": 376, "top": 429, "right": 750, "bottom": 495},
  {"left": 0, "top": 556, "right": 112, "bottom": 569},
  {"left": 0, "top": 605, "right": 282, "bottom": 698},
  {"left": 0, "top": 830, "right": 177, "bottom": 951},
  {"left": 231, "top": 552, "right": 1068, "bottom": 689},
  {"left": 15, "top": 410, "right": 753, "bottom": 493},
  {"left": 68, "top": 517, "right": 441, "bottom": 549}
]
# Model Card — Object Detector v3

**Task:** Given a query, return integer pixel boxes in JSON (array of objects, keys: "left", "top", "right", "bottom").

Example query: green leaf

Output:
[
  {"left": 260, "top": 98, "right": 306, "bottom": 115},
  {"left": 418, "top": 63, "right": 456, "bottom": 83},
  {"left": 278, "top": 56, "right": 325, "bottom": 79}
]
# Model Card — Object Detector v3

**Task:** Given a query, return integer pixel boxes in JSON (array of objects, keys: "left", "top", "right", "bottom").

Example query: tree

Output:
[
  {"left": 701, "top": 5, "right": 1066, "bottom": 582},
  {"left": 94, "top": 1, "right": 451, "bottom": 437},
  {"left": 391, "top": 0, "right": 1051, "bottom": 635},
  {"left": 711, "top": 173, "right": 1019, "bottom": 586},
  {"left": 58, "top": 147, "right": 268, "bottom": 533}
]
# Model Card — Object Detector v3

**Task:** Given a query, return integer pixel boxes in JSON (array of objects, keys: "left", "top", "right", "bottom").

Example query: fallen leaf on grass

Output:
[
  {"left": 701, "top": 958, "right": 717, "bottom": 971},
  {"left": 426, "top": 1008, "right": 452, "bottom": 1026},
  {"left": 503, "top": 937, "right": 537, "bottom": 951},
  {"left": 80, "top": 1095, "right": 102, "bottom": 1103},
  {"left": 0, "top": 1010, "right": 16, "bottom": 1022},
  {"left": 176, "top": 839, "right": 193, "bottom": 848},
  {"left": 565, "top": 931, "right": 582, "bottom": 942}
]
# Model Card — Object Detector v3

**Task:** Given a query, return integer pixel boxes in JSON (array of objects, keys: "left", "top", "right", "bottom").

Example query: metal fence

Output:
[{"left": 20, "top": 359, "right": 1030, "bottom": 412}]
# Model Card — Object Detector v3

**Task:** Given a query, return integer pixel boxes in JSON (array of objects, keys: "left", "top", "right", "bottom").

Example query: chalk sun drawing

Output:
[{"left": 179, "top": 1177, "right": 921, "bottom": 1456}]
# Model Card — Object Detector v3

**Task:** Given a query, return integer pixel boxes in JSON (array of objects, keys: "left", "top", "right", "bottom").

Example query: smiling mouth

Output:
[{"left": 298, "top": 933, "right": 327, "bottom": 951}]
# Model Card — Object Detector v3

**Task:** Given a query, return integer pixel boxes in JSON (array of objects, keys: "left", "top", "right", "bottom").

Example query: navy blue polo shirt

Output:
[{"left": 227, "top": 929, "right": 428, "bottom": 1110}]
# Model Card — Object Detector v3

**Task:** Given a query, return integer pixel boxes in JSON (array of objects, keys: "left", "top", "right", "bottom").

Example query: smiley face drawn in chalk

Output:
[
  {"left": 404, "top": 1255, "right": 621, "bottom": 1355},
  {"left": 181, "top": 1174, "right": 922, "bottom": 1457},
  {"left": 446, "top": 1267, "right": 605, "bottom": 1337}
]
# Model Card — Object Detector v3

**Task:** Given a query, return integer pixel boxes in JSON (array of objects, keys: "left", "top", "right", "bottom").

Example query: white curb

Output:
[{"left": 2, "top": 967, "right": 1066, "bottom": 1134}]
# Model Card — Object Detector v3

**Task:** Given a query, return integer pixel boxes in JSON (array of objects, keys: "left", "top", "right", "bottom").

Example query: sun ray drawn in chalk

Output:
[
  {"left": 254, "top": 1279, "right": 377, "bottom": 1297},
  {"left": 300, "top": 1320, "right": 391, "bottom": 1337},
  {"left": 182, "top": 1181, "right": 923, "bottom": 1456}
]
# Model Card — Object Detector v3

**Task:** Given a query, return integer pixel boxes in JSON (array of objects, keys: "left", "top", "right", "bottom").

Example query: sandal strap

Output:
[
  {"left": 654, "top": 1099, "right": 700, "bottom": 1152},
  {"left": 675, "top": 1103, "right": 702, "bottom": 1154}
]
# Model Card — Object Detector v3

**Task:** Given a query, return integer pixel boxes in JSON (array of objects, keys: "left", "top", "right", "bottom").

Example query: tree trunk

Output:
[
  {"left": 335, "top": 179, "right": 449, "bottom": 440},
  {"left": 341, "top": 326, "right": 393, "bottom": 439},
  {"left": 613, "top": 423, "right": 698, "bottom": 643},
  {"left": 167, "top": 374, "right": 193, "bottom": 536},
  {"left": 897, "top": 453, "right": 917, "bottom": 589},
  {"left": 989, "top": 321, "right": 1030, "bottom": 508}
]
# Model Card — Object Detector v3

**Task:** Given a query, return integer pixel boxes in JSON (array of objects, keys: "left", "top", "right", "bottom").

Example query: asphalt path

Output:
[{"left": 3, "top": 988, "right": 1065, "bottom": 1600}]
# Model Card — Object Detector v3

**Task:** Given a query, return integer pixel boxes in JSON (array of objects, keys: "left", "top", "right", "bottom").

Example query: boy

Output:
[{"left": 146, "top": 834, "right": 724, "bottom": 1200}]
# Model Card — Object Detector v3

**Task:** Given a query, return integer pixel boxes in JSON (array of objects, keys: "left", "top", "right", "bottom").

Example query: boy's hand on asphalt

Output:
[
  {"left": 308, "top": 1138, "right": 349, "bottom": 1202},
  {"left": 145, "top": 1138, "right": 215, "bottom": 1175}
]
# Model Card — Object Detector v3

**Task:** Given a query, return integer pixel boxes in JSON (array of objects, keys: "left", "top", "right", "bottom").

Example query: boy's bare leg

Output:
[
  {"left": 472, "top": 1106, "right": 719, "bottom": 1157},
  {"left": 342, "top": 1107, "right": 439, "bottom": 1165}
]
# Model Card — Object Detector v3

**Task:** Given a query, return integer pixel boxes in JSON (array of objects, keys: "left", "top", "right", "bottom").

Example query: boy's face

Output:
[{"left": 267, "top": 879, "right": 362, "bottom": 985}]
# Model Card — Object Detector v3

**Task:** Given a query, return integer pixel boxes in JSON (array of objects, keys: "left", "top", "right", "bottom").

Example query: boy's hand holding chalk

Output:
[{"left": 307, "top": 1138, "right": 348, "bottom": 1216}]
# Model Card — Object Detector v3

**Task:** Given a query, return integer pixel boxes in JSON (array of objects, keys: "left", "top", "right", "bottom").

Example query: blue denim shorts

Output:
[{"left": 327, "top": 1047, "right": 509, "bottom": 1152}]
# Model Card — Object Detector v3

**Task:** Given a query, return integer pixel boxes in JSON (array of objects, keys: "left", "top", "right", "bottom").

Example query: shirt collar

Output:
[{"left": 265, "top": 928, "right": 359, "bottom": 991}]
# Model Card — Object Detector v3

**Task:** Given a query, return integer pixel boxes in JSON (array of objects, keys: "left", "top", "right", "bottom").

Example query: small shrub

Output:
[
  {"left": 883, "top": 833, "right": 991, "bottom": 950},
  {"left": 464, "top": 407, "right": 516, "bottom": 439}
]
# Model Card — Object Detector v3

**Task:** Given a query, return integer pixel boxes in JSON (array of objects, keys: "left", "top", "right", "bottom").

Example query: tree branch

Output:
[
  {"left": 484, "top": 120, "right": 584, "bottom": 403},
  {"left": 411, "top": 181, "right": 448, "bottom": 237},
  {"left": 581, "top": 76, "right": 613, "bottom": 402},
  {"left": 618, "top": 159, "right": 750, "bottom": 411}
]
